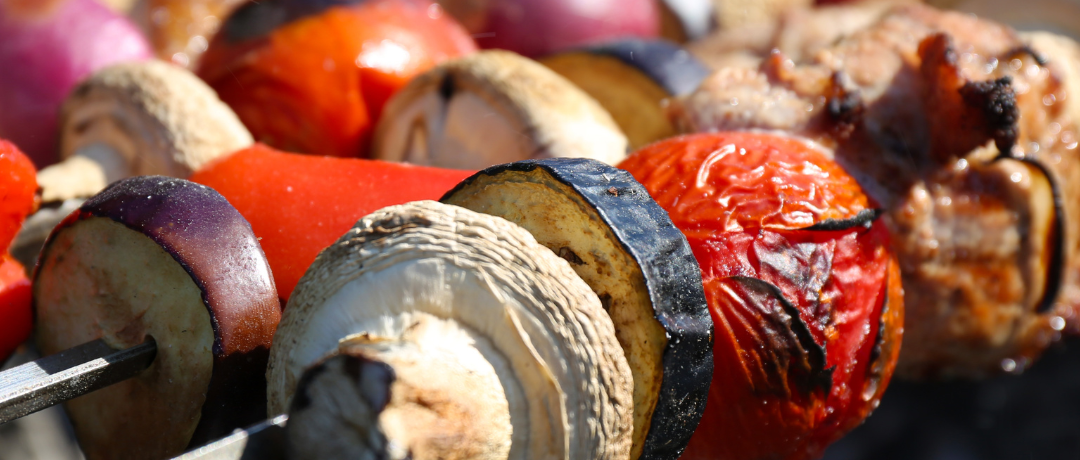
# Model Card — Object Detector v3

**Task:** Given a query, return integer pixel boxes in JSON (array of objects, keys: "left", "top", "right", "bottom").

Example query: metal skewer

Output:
[{"left": 0, "top": 337, "right": 157, "bottom": 424}]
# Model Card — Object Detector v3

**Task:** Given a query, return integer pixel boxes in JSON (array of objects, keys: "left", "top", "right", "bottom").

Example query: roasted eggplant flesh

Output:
[{"left": 443, "top": 158, "right": 712, "bottom": 459}]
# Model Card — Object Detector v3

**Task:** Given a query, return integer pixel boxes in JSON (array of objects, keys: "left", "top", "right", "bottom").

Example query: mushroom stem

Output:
[
  {"left": 287, "top": 318, "right": 514, "bottom": 460},
  {"left": 36, "top": 143, "right": 128, "bottom": 202}
]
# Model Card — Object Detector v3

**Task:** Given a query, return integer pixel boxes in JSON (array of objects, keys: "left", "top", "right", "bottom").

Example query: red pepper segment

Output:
[
  {"left": 197, "top": 0, "right": 477, "bottom": 158},
  {"left": 0, "top": 139, "right": 38, "bottom": 251},
  {"left": 619, "top": 132, "right": 902, "bottom": 460},
  {"left": 0, "top": 253, "right": 31, "bottom": 363},
  {"left": 188, "top": 144, "right": 474, "bottom": 300}
]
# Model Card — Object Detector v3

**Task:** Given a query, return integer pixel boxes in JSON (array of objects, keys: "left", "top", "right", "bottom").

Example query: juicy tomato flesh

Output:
[
  {"left": 198, "top": 0, "right": 477, "bottom": 158},
  {"left": 619, "top": 132, "right": 902, "bottom": 460},
  {"left": 189, "top": 144, "right": 475, "bottom": 300},
  {"left": 0, "top": 254, "right": 32, "bottom": 363},
  {"left": 1, "top": 139, "right": 38, "bottom": 250}
]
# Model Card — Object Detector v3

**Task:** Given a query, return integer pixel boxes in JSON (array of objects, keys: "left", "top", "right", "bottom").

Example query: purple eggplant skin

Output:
[
  {"left": 36, "top": 175, "right": 281, "bottom": 449},
  {"left": 0, "top": 0, "right": 151, "bottom": 167}
]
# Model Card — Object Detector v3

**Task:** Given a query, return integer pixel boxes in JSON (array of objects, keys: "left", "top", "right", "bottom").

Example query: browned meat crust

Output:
[{"left": 672, "top": 3, "right": 1080, "bottom": 378}]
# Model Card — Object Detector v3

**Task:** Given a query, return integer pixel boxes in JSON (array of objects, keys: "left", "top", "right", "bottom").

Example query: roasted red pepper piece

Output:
[
  {"left": 0, "top": 140, "right": 36, "bottom": 362},
  {"left": 1, "top": 139, "right": 38, "bottom": 250},
  {"left": 619, "top": 132, "right": 903, "bottom": 460},
  {"left": 197, "top": 0, "right": 477, "bottom": 158},
  {"left": 189, "top": 144, "right": 474, "bottom": 300}
]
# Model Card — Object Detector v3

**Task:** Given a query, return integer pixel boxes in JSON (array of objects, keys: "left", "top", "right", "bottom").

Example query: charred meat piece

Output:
[{"left": 671, "top": 3, "right": 1080, "bottom": 378}]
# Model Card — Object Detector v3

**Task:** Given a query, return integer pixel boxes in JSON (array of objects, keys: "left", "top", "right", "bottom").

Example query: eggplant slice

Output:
[
  {"left": 441, "top": 158, "right": 713, "bottom": 460},
  {"left": 34, "top": 176, "right": 280, "bottom": 459},
  {"left": 371, "top": 50, "right": 628, "bottom": 170},
  {"left": 269, "top": 201, "right": 634, "bottom": 459},
  {"left": 540, "top": 39, "right": 711, "bottom": 149}
]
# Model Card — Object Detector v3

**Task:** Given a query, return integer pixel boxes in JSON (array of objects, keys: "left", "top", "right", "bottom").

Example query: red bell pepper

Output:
[{"left": 189, "top": 144, "right": 474, "bottom": 300}]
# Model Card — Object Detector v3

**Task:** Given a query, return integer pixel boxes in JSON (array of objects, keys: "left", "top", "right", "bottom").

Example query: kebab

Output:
[{"left": 673, "top": 2, "right": 1080, "bottom": 378}]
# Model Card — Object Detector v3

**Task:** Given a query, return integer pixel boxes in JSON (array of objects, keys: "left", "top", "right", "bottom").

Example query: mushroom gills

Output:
[
  {"left": 372, "top": 50, "right": 628, "bottom": 170},
  {"left": 268, "top": 201, "right": 634, "bottom": 460},
  {"left": 442, "top": 159, "right": 712, "bottom": 460}
]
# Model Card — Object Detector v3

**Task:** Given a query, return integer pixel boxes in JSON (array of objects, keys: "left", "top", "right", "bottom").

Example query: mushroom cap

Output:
[
  {"left": 269, "top": 200, "right": 634, "bottom": 459},
  {"left": 57, "top": 59, "right": 252, "bottom": 179},
  {"left": 372, "top": 50, "right": 628, "bottom": 169}
]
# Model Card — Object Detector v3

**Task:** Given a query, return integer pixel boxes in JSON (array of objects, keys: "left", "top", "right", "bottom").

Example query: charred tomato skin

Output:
[
  {"left": 197, "top": 0, "right": 476, "bottom": 158},
  {"left": 619, "top": 132, "right": 903, "bottom": 460}
]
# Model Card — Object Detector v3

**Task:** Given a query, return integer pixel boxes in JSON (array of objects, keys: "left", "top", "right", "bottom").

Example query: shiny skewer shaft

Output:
[{"left": 0, "top": 338, "right": 156, "bottom": 424}]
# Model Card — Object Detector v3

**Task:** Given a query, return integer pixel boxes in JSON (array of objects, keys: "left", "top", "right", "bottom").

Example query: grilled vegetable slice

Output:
[
  {"left": 34, "top": 176, "right": 281, "bottom": 459},
  {"left": 441, "top": 158, "right": 711, "bottom": 459},
  {"left": 620, "top": 132, "right": 903, "bottom": 460},
  {"left": 270, "top": 201, "right": 634, "bottom": 459},
  {"left": 540, "top": 39, "right": 710, "bottom": 149},
  {"left": 372, "top": 50, "right": 628, "bottom": 169}
]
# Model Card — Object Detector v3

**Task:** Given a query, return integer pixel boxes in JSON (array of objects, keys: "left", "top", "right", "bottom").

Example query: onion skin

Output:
[
  {"left": 0, "top": 0, "right": 151, "bottom": 167},
  {"left": 620, "top": 132, "right": 903, "bottom": 460}
]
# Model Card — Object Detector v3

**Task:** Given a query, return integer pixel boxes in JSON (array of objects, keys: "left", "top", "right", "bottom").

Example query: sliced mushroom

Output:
[
  {"left": 268, "top": 201, "right": 634, "bottom": 459},
  {"left": 371, "top": 50, "right": 628, "bottom": 170},
  {"left": 442, "top": 159, "right": 712, "bottom": 460},
  {"left": 39, "top": 59, "right": 252, "bottom": 203}
]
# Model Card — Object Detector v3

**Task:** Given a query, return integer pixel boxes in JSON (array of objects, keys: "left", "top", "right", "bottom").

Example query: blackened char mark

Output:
[
  {"left": 825, "top": 72, "right": 864, "bottom": 138},
  {"left": 729, "top": 276, "right": 834, "bottom": 397},
  {"left": 959, "top": 77, "right": 1019, "bottom": 155},
  {"left": 801, "top": 209, "right": 883, "bottom": 232}
]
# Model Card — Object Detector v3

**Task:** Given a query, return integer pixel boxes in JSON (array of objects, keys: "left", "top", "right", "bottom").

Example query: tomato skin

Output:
[
  {"left": 619, "top": 133, "right": 903, "bottom": 460},
  {"left": 189, "top": 144, "right": 475, "bottom": 300},
  {"left": 197, "top": 0, "right": 476, "bottom": 159},
  {"left": 1, "top": 139, "right": 38, "bottom": 250},
  {"left": 0, "top": 254, "right": 31, "bottom": 363}
]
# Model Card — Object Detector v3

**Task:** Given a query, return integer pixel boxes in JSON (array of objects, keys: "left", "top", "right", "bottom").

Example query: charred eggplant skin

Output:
[
  {"left": 570, "top": 38, "right": 711, "bottom": 96},
  {"left": 442, "top": 158, "right": 713, "bottom": 459},
  {"left": 43, "top": 175, "right": 281, "bottom": 446}
]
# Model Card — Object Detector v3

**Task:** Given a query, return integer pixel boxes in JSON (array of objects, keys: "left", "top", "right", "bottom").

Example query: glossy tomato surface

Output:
[
  {"left": 620, "top": 132, "right": 903, "bottom": 460},
  {"left": 198, "top": 0, "right": 477, "bottom": 158},
  {"left": 189, "top": 144, "right": 474, "bottom": 300}
]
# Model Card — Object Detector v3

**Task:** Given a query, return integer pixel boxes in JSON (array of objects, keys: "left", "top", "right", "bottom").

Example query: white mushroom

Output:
[
  {"left": 371, "top": 50, "right": 628, "bottom": 170},
  {"left": 269, "top": 201, "right": 634, "bottom": 459},
  {"left": 38, "top": 59, "right": 252, "bottom": 203}
]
